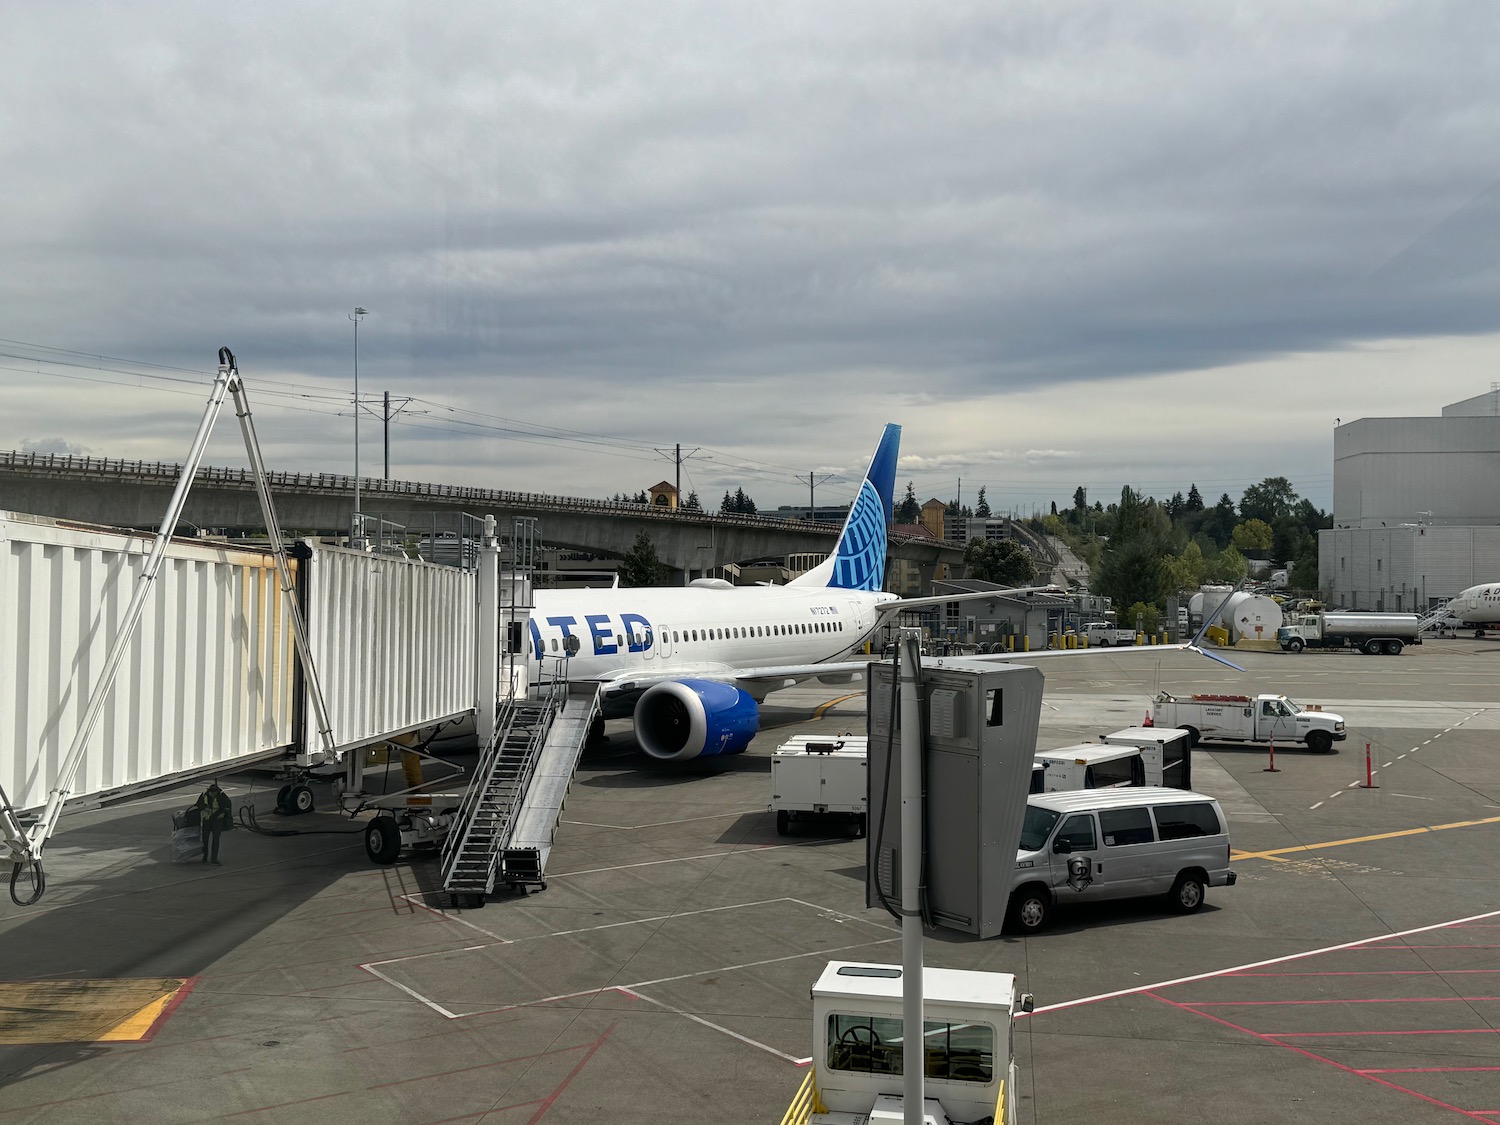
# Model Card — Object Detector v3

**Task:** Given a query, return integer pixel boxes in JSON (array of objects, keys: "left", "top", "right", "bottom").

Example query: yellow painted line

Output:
[
  {"left": 813, "top": 693, "right": 863, "bottom": 720},
  {"left": 1232, "top": 813, "right": 1500, "bottom": 862},
  {"left": 98, "top": 989, "right": 179, "bottom": 1041},
  {"left": 0, "top": 978, "right": 191, "bottom": 1044}
]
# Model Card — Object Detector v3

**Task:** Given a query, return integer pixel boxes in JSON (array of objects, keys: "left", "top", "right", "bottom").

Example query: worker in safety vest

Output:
[{"left": 193, "top": 780, "right": 232, "bottom": 865}]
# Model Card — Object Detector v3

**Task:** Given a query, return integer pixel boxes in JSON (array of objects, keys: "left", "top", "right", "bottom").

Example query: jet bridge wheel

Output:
[
  {"left": 365, "top": 816, "right": 402, "bottom": 865},
  {"left": 288, "top": 784, "right": 315, "bottom": 815}
]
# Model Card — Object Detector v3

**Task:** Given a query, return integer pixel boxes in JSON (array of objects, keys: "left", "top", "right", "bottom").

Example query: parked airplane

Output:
[
  {"left": 526, "top": 423, "right": 1231, "bottom": 763},
  {"left": 1443, "top": 582, "right": 1500, "bottom": 635}
]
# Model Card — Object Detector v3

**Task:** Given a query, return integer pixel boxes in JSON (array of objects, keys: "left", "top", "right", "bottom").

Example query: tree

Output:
[
  {"left": 1161, "top": 540, "right": 1207, "bottom": 593},
  {"left": 1166, "top": 491, "right": 1185, "bottom": 520},
  {"left": 1073, "top": 486, "right": 1087, "bottom": 512},
  {"left": 1231, "top": 519, "right": 1274, "bottom": 556},
  {"left": 1185, "top": 484, "right": 1204, "bottom": 513},
  {"left": 895, "top": 481, "right": 920, "bottom": 524},
  {"left": 719, "top": 488, "right": 759, "bottom": 515},
  {"left": 1240, "top": 477, "right": 1298, "bottom": 524},
  {"left": 974, "top": 487, "right": 992, "bottom": 518},
  {"left": 682, "top": 490, "right": 701, "bottom": 511},
  {"left": 1198, "top": 493, "right": 1238, "bottom": 549},
  {"left": 1050, "top": 500, "right": 1057, "bottom": 516},
  {"left": 619, "top": 530, "right": 667, "bottom": 587},
  {"left": 963, "top": 538, "right": 1035, "bottom": 586},
  {"left": 1204, "top": 545, "right": 1249, "bottom": 583}
]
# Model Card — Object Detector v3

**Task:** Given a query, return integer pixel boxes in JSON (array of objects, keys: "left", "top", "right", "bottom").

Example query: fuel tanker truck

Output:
[{"left": 1277, "top": 611, "right": 1422, "bottom": 656}]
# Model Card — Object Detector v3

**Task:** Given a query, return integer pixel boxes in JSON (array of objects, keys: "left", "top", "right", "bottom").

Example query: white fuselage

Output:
[
  {"left": 1446, "top": 583, "right": 1500, "bottom": 626},
  {"left": 528, "top": 583, "right": 896, "bottom": 689}
]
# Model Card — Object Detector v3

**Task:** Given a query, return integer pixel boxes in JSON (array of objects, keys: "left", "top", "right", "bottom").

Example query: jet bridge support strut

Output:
[{"left": 0, "top": 348, "right": 339, "bottom": 905}]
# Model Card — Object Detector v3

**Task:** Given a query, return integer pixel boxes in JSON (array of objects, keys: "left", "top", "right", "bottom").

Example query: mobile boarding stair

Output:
[{"left": 439, "top": 679, "right": 601, "bottom": 906}]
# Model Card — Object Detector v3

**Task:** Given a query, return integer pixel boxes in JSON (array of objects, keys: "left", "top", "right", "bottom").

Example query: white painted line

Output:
[
  {"left": 1383, "top": 762, "right": 1393, "bottom": 768},
  {"left": 357, "top": 962, "right": 462, "bottom": 1019},
  {"left": 1309, "top": 802, "right": 1324, "bottom": 810},
  {"left": 1329, "top": 791, "right": 1343, "bottom": 799},
  {"left": 1346, "top": 781, "right": 1361, "bottom": 788},
  {"left": 1398, "top": 754, "right": 1407, "bottom": 759},
  {"left": 398, "top": 894, "right": 514, "bottom": 941},
  {"left": 1024, "top": 907, "right": 1500, "bottom": 1018},
  {"left": 1423, "top": 740, "right": 1434, "bottom": 746},
  {"left": 551, "top": 844, "right": 796, "bottom": 879},
  {"left": 1389, "top": 793, "right": 1434, "bottom": 801},
  {"left": 619, "top": 987, "right": 802, "bottom": 1063},
  {"left": 562, "top": 812, "right": 746, "bottom": 830},
  {"left": 449, "top": 936, "right": 903, "bottom": 1018}
]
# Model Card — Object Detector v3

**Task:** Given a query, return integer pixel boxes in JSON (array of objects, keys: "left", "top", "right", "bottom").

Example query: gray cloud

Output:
[{"left": 4, "top": 2, "right": 1500, "bottom": 516}]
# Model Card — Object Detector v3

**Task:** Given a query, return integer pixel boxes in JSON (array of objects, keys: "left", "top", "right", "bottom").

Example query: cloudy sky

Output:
[{"left": 3, "top": 2, "right": 1499, "bottom": 518}]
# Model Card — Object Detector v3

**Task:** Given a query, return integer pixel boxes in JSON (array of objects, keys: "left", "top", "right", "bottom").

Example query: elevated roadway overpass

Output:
[{"left": 0, "top": 450, "right": 964, "bottom": 582}]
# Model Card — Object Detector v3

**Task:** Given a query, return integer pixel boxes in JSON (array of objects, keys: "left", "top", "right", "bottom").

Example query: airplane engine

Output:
[{"left": 634, "top": 679, "right": 760, "bottom": 762}]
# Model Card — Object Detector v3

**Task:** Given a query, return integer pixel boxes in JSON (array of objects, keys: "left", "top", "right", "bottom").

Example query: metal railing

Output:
[
  {"left": 778, "top": 1070, "right": 821, "bottom": 1125},
  {"left": 0, "top": 449, "right": 950, "bottom": 548}
]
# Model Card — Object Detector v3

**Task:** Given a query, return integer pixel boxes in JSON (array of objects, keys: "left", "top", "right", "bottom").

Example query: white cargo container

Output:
[{"left": 770, "top": 733, "right": 867, "bottom": 837}]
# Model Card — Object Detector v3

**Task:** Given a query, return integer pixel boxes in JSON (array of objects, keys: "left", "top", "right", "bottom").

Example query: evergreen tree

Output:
[
  {"left": 683, "top": 490, "right": 701, "bottom": 510},
  {"left": 1073, "top": 486, "right": 1087, "bottom": 511},
  {"left": 1185, "top": 484, "right": 1204, "bottom": 513},
  {"left": 720, "top": 490, "right": 734, "bottom": 514},
  {"left": 619, "top": 530, "right": 667, "bottom": 587},
  {"left": 974, "top": 487, "right": 992, "bottom": 518},
  {"left": 895, "top": 482, "right": 920, "bottom": 524}
]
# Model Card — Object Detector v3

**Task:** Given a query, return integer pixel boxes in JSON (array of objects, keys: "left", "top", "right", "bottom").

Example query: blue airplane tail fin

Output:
[{"left": 789, "top": 423, "right": 900, "bottom": 592}]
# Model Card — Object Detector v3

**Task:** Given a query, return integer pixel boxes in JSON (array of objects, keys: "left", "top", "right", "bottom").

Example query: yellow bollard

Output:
[
  {"left": 1135, "top": 632, "right": 1144, "bottom": 645},
  {"left": 1007, "top": 635, "right": 1015, "bottom": 652},
  {"left": 1081, "top": 635, "right": 1089, "bottom": 648},
  {"left": 1022, "top": 635, "right": 1030, "bottom": 651}
]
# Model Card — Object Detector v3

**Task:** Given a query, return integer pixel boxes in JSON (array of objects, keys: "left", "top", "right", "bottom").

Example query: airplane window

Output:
[
  {"left": 673, "top": 631, "right": 679, "bottom": 642},
  {"left": 550, "top": 638, "right": 558, "bottom": 652},
  {"left": 617, "top": 635, "right": 624, "bottom": 647},
  {"left": 691, "top": 630, "right": 698, "bottom": 641}
]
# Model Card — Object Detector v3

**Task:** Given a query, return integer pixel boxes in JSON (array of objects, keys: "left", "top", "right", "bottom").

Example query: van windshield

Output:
[{"left": 1019, "top": 805, "right": 1060, "bottom": 852}]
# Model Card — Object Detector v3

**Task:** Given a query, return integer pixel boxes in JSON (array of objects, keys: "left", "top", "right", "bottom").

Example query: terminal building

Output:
[{"left": 1320, "top": 389, "right": 1500, "bottom": 610}]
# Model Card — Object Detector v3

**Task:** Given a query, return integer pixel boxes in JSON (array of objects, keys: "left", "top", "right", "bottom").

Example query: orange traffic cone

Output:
[{"left": 1143, "top": 710, "right": 1153, "bottom": 727}]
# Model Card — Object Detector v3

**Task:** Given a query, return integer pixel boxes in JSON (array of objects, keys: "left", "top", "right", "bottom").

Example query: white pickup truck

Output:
[
  {"left": 1082, "top": 621, "right": 1137, "bottom": 646},
  {"left": 1152, "top": 691, "right": 1346, "bottom": 754}
]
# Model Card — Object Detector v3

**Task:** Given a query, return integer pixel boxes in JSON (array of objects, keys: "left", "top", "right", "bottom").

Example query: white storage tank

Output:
[
  {"left": 1194, "top": 586, "right": 1234, "bottom": 622},
  {"left": 1220, "top": 591, "right": 1283, "bottom": 643}
]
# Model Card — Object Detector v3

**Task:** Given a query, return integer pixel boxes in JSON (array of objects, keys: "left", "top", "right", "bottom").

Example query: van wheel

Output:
[
  {"left": 775, "top": 810, "right": 791, "bottom": 836},
  {"left": 1307, "top": 730, "right": 1334, "bottom": 754},
  {"left": 1182, "top": 727, "right": 1201, "bottom": 749},
  {"left": 1005, "top": 886, "right": 1051, "bottom": 934},
  {"left": 1168, "top": 873, "right": 1206, "bottom": 913}
]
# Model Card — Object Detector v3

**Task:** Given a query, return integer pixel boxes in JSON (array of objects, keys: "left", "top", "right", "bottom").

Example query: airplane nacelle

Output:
[{"left": 634, "top": 679, "right": 760, "bottom": 762}]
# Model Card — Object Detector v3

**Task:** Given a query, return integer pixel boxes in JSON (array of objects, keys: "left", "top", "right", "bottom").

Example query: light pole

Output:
[{"left": 350, "top": 307, "right": 366, "bottom": 542}]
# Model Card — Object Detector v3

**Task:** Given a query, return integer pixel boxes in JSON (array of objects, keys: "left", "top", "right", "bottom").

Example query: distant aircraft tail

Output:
[{"left": 789, "top": 423, "right": 900, "bottom": 591}]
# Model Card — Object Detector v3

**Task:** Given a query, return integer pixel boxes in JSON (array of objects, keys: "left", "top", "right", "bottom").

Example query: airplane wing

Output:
[{"left": 875, "top": 585, "right": 1065, "bottom": 618}]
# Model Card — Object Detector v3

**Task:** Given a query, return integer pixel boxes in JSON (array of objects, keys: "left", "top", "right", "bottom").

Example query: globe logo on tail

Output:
[{"left": 831, "top": 479, "right": 887, "bottom": 591}]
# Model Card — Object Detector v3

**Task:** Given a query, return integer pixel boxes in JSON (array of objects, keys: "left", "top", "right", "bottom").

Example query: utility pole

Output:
[
  {"left": 349, "top": 307, "right": 365, "bottom": 540},
  {"left": 654, "top": 442, "right": 703, "bottom": 509},
  {"left": 797, "top": 471, "right": 837, "bottom": 519},
  {"left": 380, "top": 391, "right": 421, "bottom": 479}
]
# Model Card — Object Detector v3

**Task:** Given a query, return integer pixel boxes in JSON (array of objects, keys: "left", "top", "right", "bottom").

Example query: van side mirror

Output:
[{"left": 1052, "top": 838, "right": 1072, "bottom": 855}]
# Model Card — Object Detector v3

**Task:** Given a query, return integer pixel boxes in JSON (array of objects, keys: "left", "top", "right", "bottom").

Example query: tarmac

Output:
[{"left": 3, "top": 638, "right": 1500, "bottom": 1122}]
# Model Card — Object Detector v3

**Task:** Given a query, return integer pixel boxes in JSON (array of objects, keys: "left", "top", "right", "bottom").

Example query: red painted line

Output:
[
  {"left": 138, "top": 976, "right": 201, "bottom": 1042},
  {"left": 1229, "top": 970, "right": 1500, "bottom": 978},
  {"left": 417, "top": 1106, "right": 541, "bottom": 1125},
  {"left": 1183, "top": 997, "right": 1500, "bottom": 1007},
  {"left": 1145, "top": 991, "right": 1496, "bottom": 1122},
  {"left": 368, "top": 1042, "right": 591, "bottom": 1090},
  {"left": 218, "top": 1091, "right": 352, "bottom": 1118},
  {"left": 1349, "top": 945, "right": 1500, "bottom": 951},
  {"left": 527, "top": 1024, "right": 617, "bottom": 1125},
  {"left": 1272, "top": 1038, "right": 1500, "bottom": 1044},
  {"left": 1362, "top": 1067, "right": 1500, "bottom": 1075}
]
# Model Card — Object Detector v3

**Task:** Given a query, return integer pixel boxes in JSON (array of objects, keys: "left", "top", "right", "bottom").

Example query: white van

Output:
[{"left": 1007, "top": 788, "right": 1235, "bottom": 933}]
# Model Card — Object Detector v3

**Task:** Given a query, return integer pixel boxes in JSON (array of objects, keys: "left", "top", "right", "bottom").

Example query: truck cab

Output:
[{"left": 1081, "top": 621, "right": 1136, "bottom": 647}]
